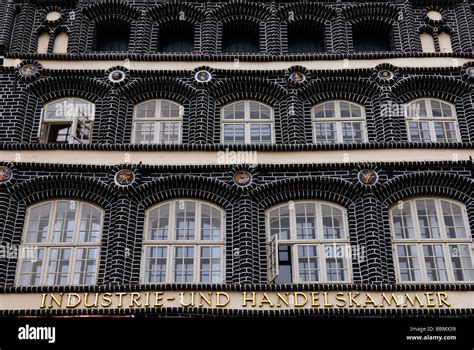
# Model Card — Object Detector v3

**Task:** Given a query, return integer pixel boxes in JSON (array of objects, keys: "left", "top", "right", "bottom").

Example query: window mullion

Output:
[
  {"left": 436, "top": 199, "right": 447, "bottom": 240},
  {"left": 443, "top": 243, "right": 455, "bottom": 282},
  {"left": 68, "top": 247, "right": 77, "bottom": 285},
  {"left": 195, "top": 242, "right": 200, "bottom": 284},
  {"left": 41, "top": 248, "right": 51, "bottom": 286},
  {"left": 418, "top": 244, "right": 428, "bottom": 282},
  {"left": 319, "top": 244, "right": 326, "bottom": 283}
]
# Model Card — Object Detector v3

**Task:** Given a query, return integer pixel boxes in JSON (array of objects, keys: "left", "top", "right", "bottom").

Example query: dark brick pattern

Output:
[{"left": 0, "top": 1, "right": 473, "bottom": 318}]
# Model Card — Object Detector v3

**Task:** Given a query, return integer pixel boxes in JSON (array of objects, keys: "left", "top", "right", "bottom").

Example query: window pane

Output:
[
  {"left": 313, "top": 102, "right": 335, "bottom": 119},
  {"left": 408, "top": 122, "right": 430, "bottom": 142},
  {"left": 159, "top": 122, "right": 181, "bottom": 144},
  {"left": 25, "top": 203, "right": 52, "bottom": 243},
  {"left": 297, "top": 245, "right": 319, "bottom": 282},
  {"left": 17, "top": 248, "right": 45, "bottom": 286},
  {"left": 441, "top": 201, "right": 468, "bottom": 239},
  {"left": 173, "top": 246, "right": 194, "bottom": 283},
  {"left": 422, "top": 244, "right": 448, "bottom": 281},
  {"left": 406, "top": 100, "right": 427, "bottom": 119},
  {"left": 78, "top": 204, "right": 101, "bottom": 243},
  {"left": 295, "top": 203, "right": 316, "bottom": 240},
  {"left": 160, "top": 101, "right": 181, "bottom": 119},
  {"left": 339, "top": 102, "right": 351, "bottom": 118},
  {"left": 175, "top": 201, "right": 196, "bottom": 240},
  {"left": 314, "top": 123, "right": 337, "bottom": 144},
  {"left": 133, "top": 123, "right": 155, "bottom": 144},
  {"left": 147, "top": 204, "right": 170, "bottom": 241},
  {"left": 223, "top": 102, "right": 245, "bottom": 120},
  {"left": 449, "top": 244, "right": 474, "bottom": 281},
  {"left": 250, "top": 123, "right": 272, "bottom": 144},
  {"left": 396, "top": 244, "right": 421, "bottom": 282},
  {"left": 136, "top": 101, "right": 157, "bottom": 119},
  {"left": 73, "top": 247, "right": 98, "bottom": 285},
  {"left": 341, "top": 122, "right": 364, "bottom": 143},
  {"left": 416, "top": 199, "right": 440, "bottom": 239},
  {"left": 433, "top": 122, "right": 458, "bottom": 142},
  {"left": 46, "top": 248, "right": 71, "bottom": 285},
  {"left": 391, "top": 203, "right": 415, "bottom": 239},
  {"left": 51, "top": 201, "right": 76, "bottom": 243},
  {"left": 324, "top": 244, "right": 349, "bottom": 281},
  {"left": 200, "top": 246, "right": 222, "bottom": 283},
  {"left": 223, "top": 124, "right": 245, "bottom": 144},
  {"left": 269, "top": 206, "right": 290, "bottom": 240},
  {"left": 201, "top": 204, "right": 222, "bottom": 241},
  {"left": 322, "top": 204, "right": 344, "bottom": 239},
  {"left": 144, "top": 246, "right": 168, "bottom": 283}
]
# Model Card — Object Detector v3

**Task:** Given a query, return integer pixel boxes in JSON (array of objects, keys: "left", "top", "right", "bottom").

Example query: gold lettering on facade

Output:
[
  {"left": 437, "top": 292, "right": 450, "bottom": 307},
  {"left": 335, "top": 292, "right": 346, "bottom": 307},
  {"left": 425, "top": 292, "right": 436, "bottom": 307},
  {"left": 311, "top": 292, "right": 320, "bottom": 307},
  {"left": 277, "top": 292, "right": 290, "bottom": 307},
  {"left": 116, "top": 293, "right": 127, "bottom": 308},
  {"left": 49, "top": 293, "right": 63, "bottom": 308},
  {"left": 101, "top": 293, "right": 112, "bottom": 307},
  {"left": 179, "top": 292, "right": 195, "bottom": 307},
  {"left": 129, "top": 292, "right": 141, "bottom": 307},
  {"left": 242, "top": 292, "right": 256, "bottom": 307},
  {"left": 84, "top": 293, "right": 99, "bottom": 308},
  {"left": 216, "top": 292, "right": 230, "bottom": 307},
  {"left": 259, "top": 293, "right": 274, "bottom": 307},
  {"left": 40, "top": 294, "right": 47, "bottom": 309},
  {"left": 348, "top": 292, "right": 361, "bottom": 307},
  {"left": 144, "top": 292, "right": 150, "bottom": 307},
  {"left": 199, "top": 292, "right": 212, "bottom": 307},
  {"left": 294, "top": 292, "right": 307, "bottom": 307},
  {"left": 154, "top": 292, "right": 164, "bottom": 307},
  {"left": 364, "top": 293, "right": 378, "bottom": 307},
  {"left": 323, "top": 292, "right": 333, "bottom": 307},
  {"left": 381, "top": 293, "right": 401, "bottom": 307},
  {"left": 66, "top": 293, "right": 81, "bottom": 308},
  {"left": 403, "top": 293, "right": 424, "bottom": 307}
]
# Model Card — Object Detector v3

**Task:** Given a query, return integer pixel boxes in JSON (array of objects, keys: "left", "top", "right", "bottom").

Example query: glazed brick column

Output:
[
  {"left": 200, "top": 7, "right": 218, "bottom": 54},
  {"left": 0, "top": 0, "right": 16, "bottom": 53},
  {"left": 0, "top": 193, "right": 18, "bottom": 287},
  {"left": 20, "top": 93, "right": 39, "bottom": 144},
  {"left": 9, "top": 2, "right": 36, "bottom": 53},
  {"left": 104, "top": 193, "right": 139, "bottom": 285},
  {"left": 189, "top": 89, "right": 215, "bottom": 144},
  {"left": 232, "top": 194, "right": 261, "bottom": 283},
  {"left": 462, "top": 93, "right": 474, "bottom": 142},
  {"left": 97, "top": 89, "right": 120, "bottom": 144},
  {"left": 332, "top": 6, "right": 349, "bottom": 54},
  {"left": 399, "top": 1, "right": 417, "bottom": 52},
  {"left": 354, "top": 192, "right": 386, "bottom": 284},
  {"left": 455, "top": 2, "right": 474, "bottom": 52},
  {"left": 68, "top": 1, "right": 87, "bottom": 55},
  {"left": 285, "top": 89, "right": 305, "bottom": 144},
  {"left": 377, "top": 86, "right": 398, "bottom": 142},
  {"left": 265, "top": 3, "right": 282, "bottom": 55},
  {"left": 133, "top": 9, "right": 152, "bottom": 54},
  {"left": 0, "top": 75, "right": 29, "bottom": 144}
]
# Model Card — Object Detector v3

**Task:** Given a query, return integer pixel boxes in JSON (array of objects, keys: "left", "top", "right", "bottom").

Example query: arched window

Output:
[
  {"left": 94, "top": 20, "right": 130, "bottom": 52},
  {"left": 390, "top": 198, "right": 473, "bottom": 282},
  {"left": 312, "top": 101, "right": 366, "bottom": 144},
  {"left": 405, "top": 98, "right": 460, "bottom": 143},
  {"left": 39, "top": 98, "right": 95, "bottom": 144},
  {"left": 352, "top": 21, "right": 392, "bottom": 52},
  {"left": 287, "top": 21, "right": 324, "bottom": 53},
  {"left": 221, "top": 101, "right": 274, "bottom": 144},
  {"left": 438, "top": 32, "right": 452, "bottom": 53},
  {"left": 132, "top": 100, "right": 183, "bottom": 144},
  {"left": 37, "top": 32, "right": 50, "bottom": 53},
  {"left": 222, "top": 20, "right": 259, "bottom": 53},
  {"left": 266, "top": 201, "right": 351, "bottom": 283},
  {"left": 16, "top": 200, "right": 103, "bottom": 286},
  {"left": 420, "top": 32, "right": 436, "bottom": 52},
  {"left": 53, "top": 31, "right": 69, "bottom": 54},
  {"left": 158, "top": 21, "right": 194, "bottom": 52},
  {"left": 142, "top": 200, "right": 225, "bottom": 284}
]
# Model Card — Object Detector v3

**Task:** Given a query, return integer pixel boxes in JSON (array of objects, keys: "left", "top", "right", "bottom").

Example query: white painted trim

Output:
[
  {"left": 3, "top": 57, "right": 473, "bottom": 71},
  {"left": 1, "top": 148, "right": 472, "bottom": 166}
]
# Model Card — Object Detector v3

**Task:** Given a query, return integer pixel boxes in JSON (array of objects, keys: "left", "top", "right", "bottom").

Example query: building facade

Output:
[{"left": 0, "top": 0, "right": 473, "bottom": 317}]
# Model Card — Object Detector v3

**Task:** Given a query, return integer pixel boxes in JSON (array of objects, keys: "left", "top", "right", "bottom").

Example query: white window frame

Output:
[
  {"left": 39, "top": 98, "right": 95, "bottom": 144},
  {"left": 311, "top": 100, "right": 367, "bottom": 144},
  {"left": 132, "top": 99, "right": 183, "bottom": 144},
  {"left": 220, "top": 100, "right": 275, "bottom": 145},
  {"left": 141, "top": 199, "right": 225, "bottom": 284},
  {"left": 15, "top": 199, "right": 103, "bottom": 286},
  {"left": 405, "top": 98, "right": 461, "bottom": 143},
  {"left": 390, "top": 197, "right": 474, "bottom": 283},
  {"left": 265, "top": 201, "right": 352, "bottom": 283}
]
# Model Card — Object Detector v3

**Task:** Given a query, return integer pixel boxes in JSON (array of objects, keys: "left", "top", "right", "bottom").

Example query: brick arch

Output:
[
  {"left": 8, "top": 175, "right": 117, "bottom": 207},
  {"left": 149, "top": 2, "right": 205, "bottom": 24},
  {"left": 343, "top": 3, "right": 399, "bottom": 24},
  {"left": 131, "top": 175, "right": 236, "bottom": 210},
  {"left": 376, "top": 172, "right": 473, "bottom": 208},
  {"left": 392, "top": 76, "right": 472, "bottom": 104},
  {"left": 210, "top": 77, "right": 286, "bottom": 106},
  {"left": 251, "top": 176, "right": 363, "bottom": 209},
  {"left": 212, "top": 1, "right": 272, "bottom": 23},
  {"left": 278, "top": 3, "right": 337, "bottom": 22},
  {"left": 82, "top": 1, "right": 141, "bottom": 23},
  {"left": 301, "top": 77, "right": 380, "bottom": 105},
  {"left": 27, "top": 76, "right": 110, "bottom": 103},
  {"left": 120, "top": 77, "right": 197, "bottom": 105}
]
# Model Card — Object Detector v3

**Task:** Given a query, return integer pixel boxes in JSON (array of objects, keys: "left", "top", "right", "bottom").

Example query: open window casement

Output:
[
  {"left": 72, "top": 115, "right": 93, "bottom": 144},
  {"left": 267, "top": 234, "right": 279, "bottom": 283},
  {"left": 37, "top": 110, "right": 48, "bottom": 143}
]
